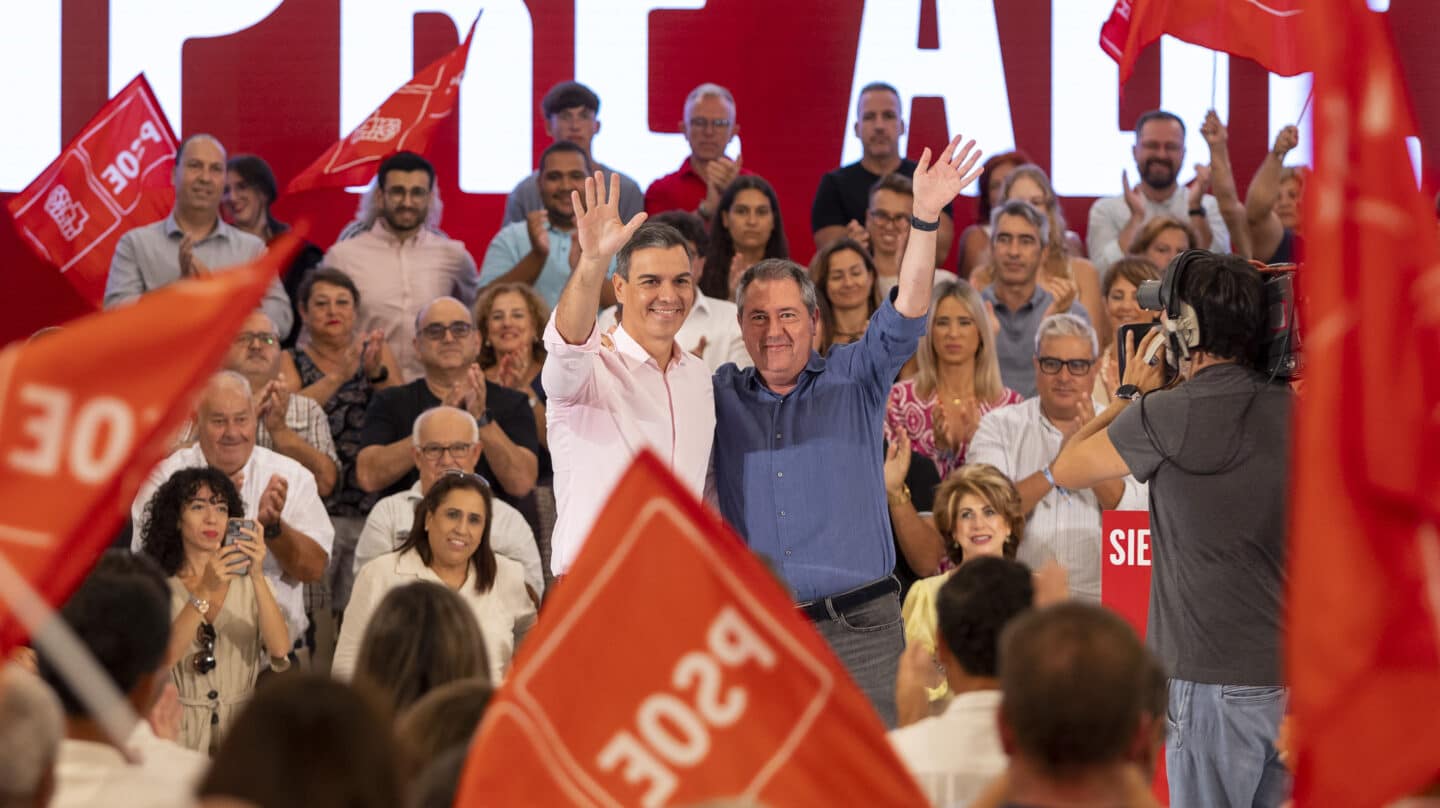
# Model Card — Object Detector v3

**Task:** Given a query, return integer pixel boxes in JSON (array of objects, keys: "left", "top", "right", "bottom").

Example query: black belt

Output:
[{"left": 796, "top": 576, "right": 899, "bottom": 622}]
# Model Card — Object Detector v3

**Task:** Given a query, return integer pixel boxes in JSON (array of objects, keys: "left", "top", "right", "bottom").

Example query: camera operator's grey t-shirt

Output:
[{"left": 1108, "top": 363, "right": 1291, "bottom": 686}]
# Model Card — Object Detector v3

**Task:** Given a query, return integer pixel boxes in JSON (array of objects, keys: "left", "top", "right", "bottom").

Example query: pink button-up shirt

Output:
[
  {"left": 322, "top": 221, "right": 479, "bottom": 381},
  {"left": 541, "top": 315, "right": 715, "bottom": 575}
]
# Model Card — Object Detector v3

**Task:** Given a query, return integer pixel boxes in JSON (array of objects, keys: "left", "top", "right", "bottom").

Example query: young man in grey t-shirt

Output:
[{"left": 1051, "top": 251, "right": 1292, "bottom": 808}]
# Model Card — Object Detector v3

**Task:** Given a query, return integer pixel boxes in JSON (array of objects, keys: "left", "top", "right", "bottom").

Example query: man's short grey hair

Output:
[
  {"left": 615, "top": 222, "right": 693, "bottom": 281},
  {"left": 201, "top": 370, "right": 254, "bottom": 410},
  {"left": 733, "top": 259, "right": 819, "bottom": 317},
  {"left": 249, "top": 310, "right": 278, "bottom": 334},
  {"left": 1034, "top": 313, "right": 1098, "bottom": 358},
  {"left": 0, "top": 665, "right": 64, "bottom": 804},
  {"left": 989, "top": 199, "right": 1049, "bottom": 248},
  {"left": 412, "top": 406, "right": 479, "bottom": 448},
  {"left": 683, "top": 82, "right": 735, "bottom": 122}
]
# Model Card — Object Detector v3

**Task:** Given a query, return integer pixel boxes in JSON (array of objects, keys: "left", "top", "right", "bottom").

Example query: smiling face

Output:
[
  {"left": 741, "top": 276, "right": 818, "bottom": 394},
  {"left": 424, "top": 488, "right": 488, "bottom": 573},
  {"left": 179, "top": 483, "right": 228, "bottom": 554},
  {"left": 1133, "top": 118, "right": 1186, "bottom": 191},
  {"left": 615, "top": 245, "right": 695, "bottom": 348},
  {"left": 379, "top": 168, "right": 433, "bottom": 236},
  {"left": 722, "top": 188, "right": 775, "bottom": 253},
  {"left": 222, "top": 170, "right": 266, "bottom": 232},
  {"left": 866, "top": 188, "right": 911, "bottom": 257},
  {"left": 175, "top": 137, "right": 226, "bottom": 216},
  {"left": 824, "top": 248, "right": 873, "bottom": 311},
  {"left": 1105, "top": 277, "right": 1157, "bottom": 330},
  {"left": 1143, "top": 226, "right": 1191, "bottom": 271},
  {"left": 1276, "top": 177, "right": 1302, "bottom": 229},
  {"left": 950, "top": 492, "right": 1012, "bottom": 563},
  {"left": 196, "top": 382, "right": 256, "bottom": 476},
  {"left": 931, "top": 295, "right": 981, "bottom": 368},
  {"left": 484, "top": 291, "right": 538, "bottom": 357},
  {"left": 537, "top": 150, "right": 588, "bottom": 226},
  {"left": 853, "top": 88, "right": 904, "bottom": 161},
  {"left": 302, "top": 281, "right": 358, "bottom": 341}
]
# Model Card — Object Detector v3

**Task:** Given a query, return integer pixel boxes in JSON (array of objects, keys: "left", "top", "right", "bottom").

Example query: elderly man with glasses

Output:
[
  {"left": 644, "top": 82, "right": 749, "bottom": 218},
  {"left": 966, "top": 313, "right": 1147, "bottom": 603},
  {"left": 355, "top": 296, "right": 541, "bottom": 528},
  {"left": 352, "top": 406, "right": 543, "bottom": 600}
]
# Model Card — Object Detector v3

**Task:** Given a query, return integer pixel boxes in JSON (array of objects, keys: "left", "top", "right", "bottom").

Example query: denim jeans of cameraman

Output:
[{"left": 1166, "top": 678, "right": 1290, "bottom": 808}]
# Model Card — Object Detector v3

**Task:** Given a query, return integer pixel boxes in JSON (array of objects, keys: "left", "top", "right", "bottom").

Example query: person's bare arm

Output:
[
  {"left": 883, "top": 435, "right": 946, "bottom": 576},
  {"left": 1245, "top": 125, "right": 1299, "bottom": 262},
  {"left": 257, "top": 381, "right": 337, "bottom": 497},
  {"left": 553, "top": 172, "right": 648, "bottom": 345},
  {"left": 896, "top": 135, "right": 983, "bottom": 318},
  {"left": 486, "top": 210, "right": 551, "bottom": 287},
  {"left": 255, "top": 476, "right": 328, "bottom": 583},
  {"left": 355, "top": 439, "right": 414, "bottom": 493},
  {"left": 812, "top": 224, "right": 848, "bottom": 251}
]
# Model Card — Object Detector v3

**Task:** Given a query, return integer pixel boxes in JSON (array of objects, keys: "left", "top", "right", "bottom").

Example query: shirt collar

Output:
[
  {"left": 406, "top": 480, "right": 424, "bottom": 497},
  {"left": 982, "top": 283, "right": 1046, "bottom": 314},
  {"left": 395, "top": 547, "right": 474, "bottom": 588},
  {"left": 741, "top": 350, "right": 826, "bottom": 395},
  {"left": 691, "top": 293, "right": 714, "bottom": 316},
  {"left": 163, "top": 210, "right": 231, "bottom": 243},
  {"left": 612, "top": 322, "right": 688, "bottom": 370},
  {"left": 369, "top": 218, "right": 427, "bottom": 246}
]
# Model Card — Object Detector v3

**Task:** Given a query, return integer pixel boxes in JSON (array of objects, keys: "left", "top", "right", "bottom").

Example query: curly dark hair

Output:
[
  {"left": 139, "top": 467, "right": 245, "bottom": 576},
  {"left": 397, "top": 473, "right": 496, "bottom": 593},
  {"left": 936, "top": 556, "right": 1034, "bottom": 678}
]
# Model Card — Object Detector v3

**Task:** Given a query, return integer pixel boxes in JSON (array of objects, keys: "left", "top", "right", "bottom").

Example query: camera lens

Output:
[{"left": 1136, "top": 279, "right": 1164, "bottom": 311}]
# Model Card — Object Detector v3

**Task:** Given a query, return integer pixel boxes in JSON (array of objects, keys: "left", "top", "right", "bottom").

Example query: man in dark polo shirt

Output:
[
  {"left": 811, "top": 82, "right": 954, "bottom": 255},
  {"left": 356, "top": 296, "right": 540, "bottom": 527}
]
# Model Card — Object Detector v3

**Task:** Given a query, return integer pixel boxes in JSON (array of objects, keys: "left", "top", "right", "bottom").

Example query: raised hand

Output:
[
  {"left": 844, "top": 219, "right": 871, "bottom": 251},
  {"left": 984, "top": 300, "right": 1000, "bottom": 336},
  {"left": 525, "top": 209, "right": 551, "bottom": 257},
  {"left": 179, "top": 237, "right": 212, "bottom": 279},
  {"left": 1122, "top": 170, "right": 1145, "bottom": 218},
  {"left": 572, "top": 171, "right": 648, "bottom": 263},
  {"left": 464, "top": 364, "right": 490, "bottom": 420},
  {"left": 1272, "top": 124, "right": 1299, "bottom": 158},
  {"left": 911, "top": 135, "right": 983, "bottom": 221},
  {"left": 495, "top": 351, "right": 530, "bottom": 390},
  {"left": 1039, "top": 275, "right": 1077, "bottom": 317},
  {"left": 1201, "top": 110, "right": 1227, "bottom": 147},
  {"left": 1121, "top": 326, "right": 1168, "bottom": 393},
  {"left": 360, "top": 330, "right": 385, "bottom": 378},
  {"left": 703, "top": 155, "right": 740, "bottom": 195},
  {"left": 1188, "top": 163, "right": 1212, "bottom": 207},
  {"left": 728, "top": 252, "right": 749, "bottom": 295},
  {"left": 255, "top": 380, "right": 287, "bottom": 433},
  {"left": 883, "top": 429, "right": 913, "bottom": 495},
  {"left": 257, "top": 474, "right": 288, "bottom": 529}
]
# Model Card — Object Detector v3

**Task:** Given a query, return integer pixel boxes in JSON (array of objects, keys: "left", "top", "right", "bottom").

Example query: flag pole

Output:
[{"left": 1211, "top": 51, "right": 1219, "bottom": 109}]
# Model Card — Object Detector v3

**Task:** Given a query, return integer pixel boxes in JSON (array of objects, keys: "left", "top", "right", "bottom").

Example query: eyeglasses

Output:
[
  {"left": 687, "top": 117, "right": 732, "bottom": 131},
  {"left": 1036, "top": 357, "right": 1095, "bottom": 375},
  {"left": 233, "top": 331, "right": 277, "bottom": 346},
  {"left": 191, "top": 622, "right": 217, "bottom": 674},
  {"left": 442, "top": 467, "right": 492, "bottom": 487},
  {"left": 420, "top": 322, "right": 474, "bottom": 341},
  {"left": 419, "top": 442, "right": 476, "bottom": 461},
  {"left": 867, "top": 209, "right": 910, "bottom": 228}
]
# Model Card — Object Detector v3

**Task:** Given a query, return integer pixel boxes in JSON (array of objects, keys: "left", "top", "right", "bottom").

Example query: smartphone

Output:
[
  {"left": 1115, "top": 322, "right": 1176, "bottom": 386},
  {"left": 223, "top": 519, "right": 256, "bottom": 575}
]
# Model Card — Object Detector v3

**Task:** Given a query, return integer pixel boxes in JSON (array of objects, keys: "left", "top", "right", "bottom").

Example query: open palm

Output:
[
  {"left": 573, "top": 171, "right": 648, "bottom": 258},
  {"left": 912, "top": 135, "right": 984, "bottom": 218}
]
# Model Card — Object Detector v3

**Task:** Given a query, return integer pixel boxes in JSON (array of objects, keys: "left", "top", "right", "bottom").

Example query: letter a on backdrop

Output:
[
  {"left": 0, "top": 238, "right": 299, "bottom": 652},
  {"left": 285, "top": 13, "right": 479, "bottom": 194},
  {"left": 456, "top": 451, "right": 927, "bottom": 807}
]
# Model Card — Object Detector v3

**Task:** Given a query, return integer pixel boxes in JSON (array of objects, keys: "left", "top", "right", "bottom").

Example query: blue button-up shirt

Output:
[
  {"left": 478, "top": 219, "right": 617, "bottom": 308},
  {"left": 712, "top": 299, "right": 925, "bottom": 602}
]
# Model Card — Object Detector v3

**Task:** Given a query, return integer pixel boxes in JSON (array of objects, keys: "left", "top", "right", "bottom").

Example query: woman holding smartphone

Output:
[{"left": 139, "top": 467, "right": 292, "bottom": 754}]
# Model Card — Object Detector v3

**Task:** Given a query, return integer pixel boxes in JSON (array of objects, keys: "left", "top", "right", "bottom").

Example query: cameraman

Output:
[{"left": 1051, "top": 250, "right": 1291, "bottom": 808}]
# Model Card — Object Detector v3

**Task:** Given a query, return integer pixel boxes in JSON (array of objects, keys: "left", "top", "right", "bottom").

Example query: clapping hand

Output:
[
  {"left": 573, "top": 171, "right": 648, "bottom": 264},
  {"left": 179, "top": 237, "right": 212, "bottom": 279},
  {"left": 1121, "top": 170, "right": 1146, "bottom": 219},
  {"left": 360, "top": 330, "right": 385, "bottom": 379},
  {"left": 525, "top": 209, "right": 551, "bottom": 257},
  {"left": 256, "top": 474, "right": 288, "bottom": 530},
  {"left": 703, "top": 154, "right": 741, "bottom": 197},
  {"left": 255, "top": 380, "right": 291, "bottom": 433},
  {"left": 1187, "top": 163, "right": 1212, "bottom": 207},
  {"left": 844, "top": 219, "right": 871, "bottom": 251},
  {"left": 1039, "top": 274, "right": 1077, "bottom": 318},
  {"left": 934, "top": 397, "right": 982, "bottom": 454},
  {"left": 911, "top": 135, "right": 983, "bottom": 221},
  {"left": 883, "top": 428, "right": 913, "bottom": 495}
]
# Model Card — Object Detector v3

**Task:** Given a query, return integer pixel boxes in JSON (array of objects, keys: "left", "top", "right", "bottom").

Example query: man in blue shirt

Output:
[{"left": 713, "top": 135, "right": 983, "bottom": 727}]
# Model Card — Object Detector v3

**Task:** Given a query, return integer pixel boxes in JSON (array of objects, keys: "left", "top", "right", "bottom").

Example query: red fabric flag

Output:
[
  {"left": 5, "top": 74, "right": 177, "bottom": 307},
  {"left": 456, "top": 451, "right": 928, "bottom": 807},
  {"left": 284, "top": 14, "right": 479, "bottom": 194},
  {"left": 1289, "top": 2, "right": 1440, "bottom": 805},
  {"left": 0, "top": 238, "right": 301, "bottom": 653},
  {"left": 1099, "top": 0, "right": 1307, "bottom": 84}
]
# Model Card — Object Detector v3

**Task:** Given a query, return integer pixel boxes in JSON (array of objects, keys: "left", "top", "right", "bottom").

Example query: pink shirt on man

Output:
[{"left": 541, "top": 315, "right": 715, "bottom": 575}]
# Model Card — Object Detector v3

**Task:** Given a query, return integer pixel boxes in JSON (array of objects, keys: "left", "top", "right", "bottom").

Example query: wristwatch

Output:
[
  {"left": 264, "top": 521, "right": 282, "bottom": 540},
  {"left": 367, "top": 365, "right": 389, "bottom": 384},
  {"left": 1115, "top": 384, "right": 1142, "bottom": 401},
  {"left": 188, "top": 596, "right": 209, "bottom": 616},
  {"left": 475, "top": 409, "right": 494, "bottom": 428},
  {"left": 1187, "top": 207, "right": 1205, "bottom": 217}
]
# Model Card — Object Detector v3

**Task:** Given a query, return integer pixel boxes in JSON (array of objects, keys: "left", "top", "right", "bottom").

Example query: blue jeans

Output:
[
  {"left": 1166, "top": 679, "right": 1290, "bottom": 808},
  {"left": 809, "top": 590, "right": 904, "bottom": 728}
]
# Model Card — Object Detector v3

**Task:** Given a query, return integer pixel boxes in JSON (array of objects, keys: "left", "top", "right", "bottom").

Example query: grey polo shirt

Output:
[
  {"left": 102, "top": 212, "right": 293, "bottom": 335},
  {"left": 980, "top": 284, "right": 1090, "bottom": 399},
  {"left": 501, "top": 162, "right": 644, "bottom": 225}
]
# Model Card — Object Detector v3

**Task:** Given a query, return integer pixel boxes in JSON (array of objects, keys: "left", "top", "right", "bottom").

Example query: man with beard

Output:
[
  {"left": 811, "top": 82, "right": 953, "bottom": 256},
  {"left": 1087, "top": 110, "right": 1230, "bottom": 274},
  {"left": 479, "top": 141, "right": 617, "bottom": 308},
  {"left": 323, "top": 151, "right": 479, "bottom": 382},
  {"left": 104, "top": 134, "right": 292, "bottom": 334}
]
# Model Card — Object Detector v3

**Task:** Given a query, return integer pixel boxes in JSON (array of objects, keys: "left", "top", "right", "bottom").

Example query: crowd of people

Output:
[{"left": 0, "top": 77, "right": 1322, "bottom": 807}]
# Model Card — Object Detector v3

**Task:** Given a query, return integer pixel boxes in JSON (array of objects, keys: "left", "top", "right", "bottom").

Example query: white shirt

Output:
[
  {"left": 888, "top": 690, "right": 1007, "bottom": 808},
  {"left": 596, "top": 293, "right": 751, "bottom": 373},
  {"left": 967, "top": 397, "right": 1147, "bottom": 602},
  {"left": 541, "top": 315, "right": 715, "bottom": 576},
  {"left": 333, "top": 549, "right": 536, "bottom": 683},
  {"left": 1086, "top": 188, "right": 1231, "bottom": 275},
  {"left": 50, "top": 729, "right": 208, "bottom": 808},
  {"left": 131, "top": 444, "right": 336, "bottom": 645},
  {"left": 353, "top": 480, "right": 544, "bottom": 597}
]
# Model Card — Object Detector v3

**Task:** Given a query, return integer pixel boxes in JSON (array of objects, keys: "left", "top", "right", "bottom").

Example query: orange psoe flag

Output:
[
  {"left": 285, "top": 13, "right": 479, "bottom": 194},
  {"left": 1289, "top": 1, "right": 1440, "bottom": 805},
  {"left": 456, "top": 451, "right": 929, "bottom": 807},
  {"left": 0, "top": 237, "right": 301, "bottom": 652},
  {"left": 1099, "top": 0, "right": 1307, "bottom": 84}
]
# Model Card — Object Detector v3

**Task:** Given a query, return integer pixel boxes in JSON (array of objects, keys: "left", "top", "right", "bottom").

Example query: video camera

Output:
[{"left": 1136, "top": 250, "right": 1302, "bottom": 380}]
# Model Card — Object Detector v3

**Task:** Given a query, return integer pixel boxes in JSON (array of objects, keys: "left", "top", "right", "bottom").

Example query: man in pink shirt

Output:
[{"left": 543, "top": 173, "right": 715, "bottom": 577}]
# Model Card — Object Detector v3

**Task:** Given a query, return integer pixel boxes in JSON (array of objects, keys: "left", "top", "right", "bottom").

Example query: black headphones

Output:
[{"left": 1157, "top": 249, "right": 1208, "bottom": 366}]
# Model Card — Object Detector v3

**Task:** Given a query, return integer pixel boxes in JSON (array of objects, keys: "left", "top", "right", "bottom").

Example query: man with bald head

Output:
[
  {"left": 104, "top": 133, "right": 292, "bottom": 333},
  {"left": 353, "top": 406, "right": 543, "bottom": 599},
  {"left": 132, "top": 371, "right": 334, "bottom": 647},
  {"left": 356, "top": 296, "right": 540, "bottom": 525}
]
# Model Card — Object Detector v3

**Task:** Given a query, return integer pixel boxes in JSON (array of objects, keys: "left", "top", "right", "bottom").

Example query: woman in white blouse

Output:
[{"left": 333, "top": 471, "right": 537, "bottom": 683}]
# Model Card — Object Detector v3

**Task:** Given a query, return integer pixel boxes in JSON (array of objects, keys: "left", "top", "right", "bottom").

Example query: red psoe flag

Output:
[
  {"left": 1099, "top": 0, "right": 1307, "bottom": 84},
  {"left": 0, "top": 238, "right": 301, "bottom": 653},
  {"left": 285, "top": 14, "right": 479, "bottom": 194},
  {"left": 456, "top": 452, "right": 928, "bottom": 807},
  {"left": 1289, "top": 2, "right": 1440, "bottom": 805},
  {"left": 5, "top": 74, "right": 177, "bottom": 307}
]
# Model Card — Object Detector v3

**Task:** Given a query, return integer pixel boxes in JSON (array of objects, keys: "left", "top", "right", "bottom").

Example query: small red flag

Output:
[
  {"left": 1099, "top": 0, "right": 1307, "bottom": 84},
  {"left": 0, "top": 237, "right": 301, "bottom": 653},
  {"left": 285, "top": 14, "right": 479, "bottom": 194},
  {"left": 5, "top": 74, "right": 178, "bottom": 307},
  {"left": 456, "top": 451, "right": 927, "bottom": 807},
  {"left": 1289, "top": 1, "right": 1440, "bottom": 805}
]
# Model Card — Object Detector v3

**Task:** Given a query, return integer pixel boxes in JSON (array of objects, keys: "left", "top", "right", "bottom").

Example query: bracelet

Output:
[
  {"left": 264, "top": 521, "right": 282, "bottom": 540},
  {"left": 910, "top": 215, "right": 940, "bottom": 232},
  {"left": 188, "top": 596, "right": 209, "bottom": 616},
  {"left": 367, "top": 365, "right": 389, "bottom": 384},
  {"left": 887, "top": 485, "right": 912, "bottom": 507},
  {"left": 1042, "top": 464, "right": 1069, "bottom": 498},
  {"left": 1187, "top": 207, "right": 1205, "bottom": 217}
]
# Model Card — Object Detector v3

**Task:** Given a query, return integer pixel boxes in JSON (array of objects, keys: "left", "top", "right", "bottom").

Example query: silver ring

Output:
[{"left": 1147, "top": 356, "right": 1159, "bottom": 366}]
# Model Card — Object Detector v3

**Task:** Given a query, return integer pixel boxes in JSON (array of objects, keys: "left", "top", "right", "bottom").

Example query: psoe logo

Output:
[
  {"left": 349, "top": 114, "right": 402, "bottom": 144},
  {"left": 44, "top": 186, "right": 89, "bottom": 241}
]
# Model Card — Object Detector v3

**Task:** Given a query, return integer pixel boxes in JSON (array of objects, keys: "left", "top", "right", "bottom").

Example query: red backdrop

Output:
[{"left": 4, "top": 0, "right": 1439, "bottom": 344}]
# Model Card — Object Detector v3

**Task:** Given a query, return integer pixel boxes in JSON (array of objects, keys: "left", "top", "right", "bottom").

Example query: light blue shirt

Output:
[{"left": 478, "top": 220, "right": 616, "bottom": 307}]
